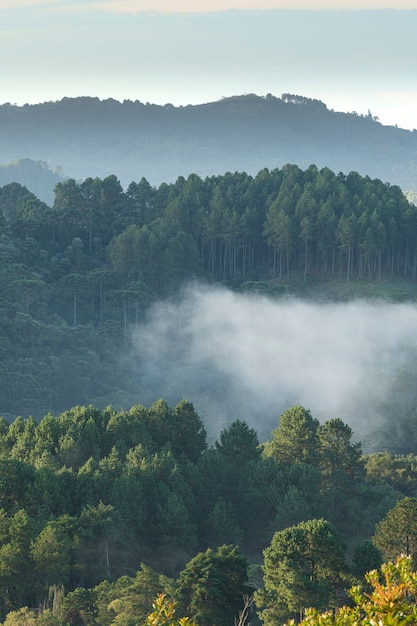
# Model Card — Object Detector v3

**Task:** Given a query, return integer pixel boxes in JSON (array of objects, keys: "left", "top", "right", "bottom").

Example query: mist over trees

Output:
[
  {"left": 1, "top": 93, "right": 417, "bottom": 196},
  {"left": 2, "top": 165, "right": 417, "bottom": 446},
  {"left": 3, "top": 160, "right": 417, "bottom": 622},
  {"left": 0, "top": 159, "right": 66, "bottom": 205}
]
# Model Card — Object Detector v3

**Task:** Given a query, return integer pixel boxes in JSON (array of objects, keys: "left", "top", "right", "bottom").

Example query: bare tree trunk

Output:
[{"left": 234, "top": 594, "right": 254, "bottom": 626}]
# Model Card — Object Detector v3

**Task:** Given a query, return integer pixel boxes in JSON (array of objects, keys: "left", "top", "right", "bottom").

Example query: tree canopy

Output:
[
  {"left": 1, "top": 167, "right": 417, "bottom": 425},
  {"left": 255, "top": 518, "right": 348, "bottom": 625}
]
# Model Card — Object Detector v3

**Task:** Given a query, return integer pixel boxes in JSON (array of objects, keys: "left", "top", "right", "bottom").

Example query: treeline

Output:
[
  {"left": 48, "top": 165, "right": 417, "bottom": 283},
  {"left": 0, "top": 401, "right": 416, "bottom": 623},
  {"left": 1, "top": 93, "right": 417, "bottom": 191},
  {"left": 3, "top": 165, "right": 417, "bottom": 290},
  {"left": 1, "top": 165, "right": 417, "bottom": 421}
]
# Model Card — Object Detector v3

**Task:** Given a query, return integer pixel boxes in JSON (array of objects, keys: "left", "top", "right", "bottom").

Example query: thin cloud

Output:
[
  {"left": 3, "top": 0, "right": 416, "bottom": 12},
  {"left": 0, "top": 0, "right": 55, "bottom": 7},
  {"left": 0, "top": 0, "right": 103, "bottom": 10},
  {"left": 89, "top": 0, "right": 417, "bottom": 12}
]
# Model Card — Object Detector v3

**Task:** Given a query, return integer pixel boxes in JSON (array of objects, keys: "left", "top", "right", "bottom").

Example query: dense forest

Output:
[
  {"left": 2, "top": 165, "right": 417, "bottom": 429},
  {"left": 1, "top": 93, "right": 417, "bottom": 194},
  {"left": 3, "top": 164, "right": 417, "bottom": 623},
  {"left": 0, "top": 400, "right": 416, "bottom": 625}
]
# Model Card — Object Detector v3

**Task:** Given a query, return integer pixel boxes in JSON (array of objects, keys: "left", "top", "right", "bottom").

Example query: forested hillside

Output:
[
  {"left": 3, "top": 164, "right": 417, "bottom": 623},
  {"left": 0, "top": 400, "right": 413, "bottom": 625},
  {"left": 2, "top": 165, "right": 417, "bottom": 438},
  {"left": 1, "top": 93, "right": 417, "bottom": 194}
]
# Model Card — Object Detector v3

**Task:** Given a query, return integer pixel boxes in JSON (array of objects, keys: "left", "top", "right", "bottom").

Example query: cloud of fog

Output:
[{"left": 130, "top": 283, "right": 417, "bottom": 446}]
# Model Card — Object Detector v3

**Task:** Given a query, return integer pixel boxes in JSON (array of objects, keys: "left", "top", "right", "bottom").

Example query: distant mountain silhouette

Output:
[
  {"left": 0, "top": 158, "right": 67, "bottom": 204},
  {"left": 1, "top": 93, "right": 416, "bottom": 194}
]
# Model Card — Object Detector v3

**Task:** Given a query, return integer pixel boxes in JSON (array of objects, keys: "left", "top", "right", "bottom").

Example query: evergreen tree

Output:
[{"left": 255, "top": 518, "right": 347, "bottom": 625}]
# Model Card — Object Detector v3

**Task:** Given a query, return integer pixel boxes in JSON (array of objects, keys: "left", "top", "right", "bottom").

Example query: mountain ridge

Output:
[{"left": 1, "top": 93, "right": 416, "bottom": 195}]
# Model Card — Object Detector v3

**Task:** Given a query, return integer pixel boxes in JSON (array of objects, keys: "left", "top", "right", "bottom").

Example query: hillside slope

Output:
[
  {"left": 0, "top": 159, "right": 67, "bottom": 204},
  {"left": 1, "top": 93, "right": 416, "bottom": 192}
]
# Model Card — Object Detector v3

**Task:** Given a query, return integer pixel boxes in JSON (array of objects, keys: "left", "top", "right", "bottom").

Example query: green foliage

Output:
[
  {"left": 0, "top": 458, "right": 34, "bottom": 509},
  {"left": 30, "top": 519, "right": 72, "bottom": 593},
  {"left": 171, "top": 400, "right": 207, "bottom": 463},
  {"left": 144, "top": 593, "right": 196, "bottom": 625},
  {"left": 59, "top": 563, "right": 176, "bottom": 625},
  {"left": 77, "top": 502, "right": 126, "bottom": 586},
  {"left": 0, "top": 606, "right": 55, "bottom": 625},
  {"left": 103, "top": 406, "right": 151, "bottom": 459},
  {"left": 60, "top": 586, "right": 97, "bottom": 626},
  {"left": 351, "top": 540, "right": 383, "bottom": 579},
  {"left": 0, "top": 508, "right": 37, "bottom": 615},
  {"left": 175, "top": 544, "right": 249, "bottom": 626},
  {"left": 318, "top": 418, "right": 365, "bottom": 531},
  {"left": 364, "top": 451, "right": 417, "bottom": 495},
  {"left": 318, "top": 419, "right": 363, "bottom": 482},
  {"left": 373, "top": 497, "right": 417, "bottom": 567},
  {"left": 287, "top": 556, "right": 417, "bottom": 626},
  {"left": 263, "top": 405, "right": 320, "bottom": 466},
  {"left": 215, "top": 419, "right": 260, "bottom": 465},
  {"left": 0, "top": 398, "right": 416, "bottom": 622},
  {"left": 272, "top": 463, "right": 322, "bottom": 531},
  {"left": 255, "top": 518, "right": 348, "bottom": 625},
  {"left": 1, "top": 167, "right": 417, "bottom": 420}
]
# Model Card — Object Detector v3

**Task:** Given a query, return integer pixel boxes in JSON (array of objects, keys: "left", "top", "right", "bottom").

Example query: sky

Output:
[{"left": 1, "top": 0, "right": 417, "bottom": 130}]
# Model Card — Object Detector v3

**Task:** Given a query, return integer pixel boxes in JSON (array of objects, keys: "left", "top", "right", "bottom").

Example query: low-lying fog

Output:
[{"left": 130, "top": 283, "right": 417, "bottom": 447}]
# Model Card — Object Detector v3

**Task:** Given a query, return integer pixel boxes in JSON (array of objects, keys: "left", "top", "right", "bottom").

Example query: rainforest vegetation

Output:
[{"left": 2, "top": 165, "right": 417, "bottom": 623}]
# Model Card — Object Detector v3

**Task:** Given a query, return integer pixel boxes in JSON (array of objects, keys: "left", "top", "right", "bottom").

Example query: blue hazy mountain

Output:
[{"left": 0, "top": 94, "right": 416, "bottom": 194}]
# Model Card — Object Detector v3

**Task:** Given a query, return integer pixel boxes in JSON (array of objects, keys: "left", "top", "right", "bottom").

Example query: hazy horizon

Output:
[{"left": 2, "top": 4, "right": 417, "bottom": 131}]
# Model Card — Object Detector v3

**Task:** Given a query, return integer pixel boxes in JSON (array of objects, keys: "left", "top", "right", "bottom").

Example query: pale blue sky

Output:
[{"left": 1, "top": 0, "right": 417, "bottom": 129}]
